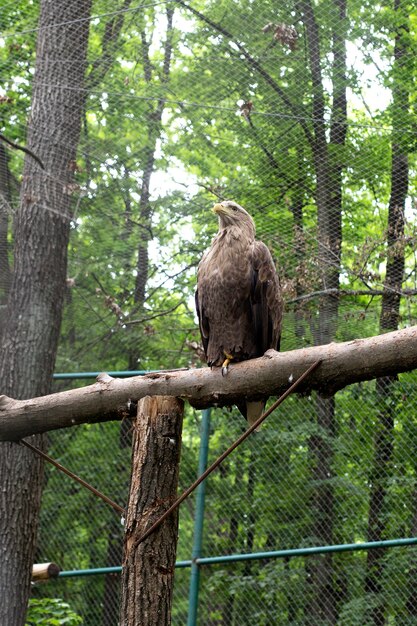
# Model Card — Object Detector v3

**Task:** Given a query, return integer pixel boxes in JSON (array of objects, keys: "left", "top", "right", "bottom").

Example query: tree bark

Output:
[
  {"left": 299, "top": 0, "right": 347, "bottom": 621},
  {"left": 1, "top": 326, "right": 417, "bottom": 441},
  {"left": 0, "top": 1, "right": 91, "bottom": 623},
  {"left": 128, "top": 7, "right": 174, "bottom": 369},
  {"left": 0, "top": 142, "right": 12, "bottom": 314},
  {"left": 120, "top": 396, "right": 184, "bottom": 626},
  {"left": 364, "top": 2, "right": 410, "bottom": 622}
]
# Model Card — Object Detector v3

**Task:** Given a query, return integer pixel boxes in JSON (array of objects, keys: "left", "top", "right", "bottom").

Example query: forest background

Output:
[{"left": 1, "top": 0, "right": 417, "bottom": 624}]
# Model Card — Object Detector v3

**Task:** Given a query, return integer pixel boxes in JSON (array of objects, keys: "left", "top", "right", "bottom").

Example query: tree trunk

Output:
[
  {"left": 128, "top": 7, "right": 174, "bottom": 370},
  {"left": 300, "top": 1, "right": 347, "bottom": 622},
  {"left": 120, "top": 395, "right": 184, "bottom": 626},
  {"left": 364, "top": 3, "right": 409, "bottom": 622},
  {"left": 0, "top": 1, "right": 91, "bottom": 623},
  {"left": 0, "top": 142, "right": 12, "bottom": 310}
]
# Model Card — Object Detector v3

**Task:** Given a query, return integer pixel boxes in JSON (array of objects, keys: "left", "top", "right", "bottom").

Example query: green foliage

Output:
[
  {"left": 2, "top": 0, "right": 417, "bottom": 622},
  {"left": 26, "top": 598, "right": 82, "bottom": 626}
]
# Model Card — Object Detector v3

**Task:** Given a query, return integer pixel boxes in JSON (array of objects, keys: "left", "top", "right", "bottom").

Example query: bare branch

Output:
[
  {"left": 124, "top": 301, "right": 185, "bottom": 325},
  {"left": 0, "top": 326, "right": 417, "bottom": 441},
  {"left": 287, "top": 287, "right": 417, "bottom": 304},
  {"left": 0, "top": 133, "right": 45, "bottom": 170}
]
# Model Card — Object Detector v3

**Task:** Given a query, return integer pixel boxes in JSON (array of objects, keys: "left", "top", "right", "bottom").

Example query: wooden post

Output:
[{"left": 120, "top": 396, "right": 184, "bottom": 626}]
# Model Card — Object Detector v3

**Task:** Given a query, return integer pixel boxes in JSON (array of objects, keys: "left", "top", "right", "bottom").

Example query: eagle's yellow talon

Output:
[{"left": 221, "top": 352, "right": 234, "bottom": 376}]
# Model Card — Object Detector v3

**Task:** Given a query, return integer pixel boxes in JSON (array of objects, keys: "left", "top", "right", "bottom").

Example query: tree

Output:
[
  {"left": 365, "top": 2, "right": 413, "bottom": 622},
  {"left": 295, "top": 1, "right": 348, "bottom": 620},
  {"left": 0, "top": 143, "right": 12, "bottom": 336},
  {"left": 0, "top": 1, "right": 92, "bottom": 622},
  {"left": 128, "top": 6, "right": 175, "bottom": 369}
]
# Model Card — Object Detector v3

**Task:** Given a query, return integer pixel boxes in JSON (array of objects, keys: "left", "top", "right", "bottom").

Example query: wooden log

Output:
[
  {"left": 1, "top": 325, "right": 417, "bottom": 441},
  {"left": 32, "top": 562, "right": 61, "bottom": 582},
  {"left": 120, "top": 396, "right": 184, "bottom": 626}
]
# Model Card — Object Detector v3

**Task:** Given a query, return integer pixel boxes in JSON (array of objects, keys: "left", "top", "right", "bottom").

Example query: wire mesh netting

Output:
[
  {"left": 34, "top": 379, "right": 417, "bottom": 625},
  {"left": 1, "top": 0, "right": 417, "bottom": 623}
]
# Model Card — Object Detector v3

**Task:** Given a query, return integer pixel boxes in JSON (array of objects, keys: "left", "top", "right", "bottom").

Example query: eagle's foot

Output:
[{"left": 221, "top": 352, "right": 234, "bottom": 376}]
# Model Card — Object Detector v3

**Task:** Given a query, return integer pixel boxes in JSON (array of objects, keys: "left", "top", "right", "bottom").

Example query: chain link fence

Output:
[
  {"left": 29, "top": 370, "right": 417, "bottom": 625},
  {"left": 1, "top": 0, "right": 417, "bottom": 623}
]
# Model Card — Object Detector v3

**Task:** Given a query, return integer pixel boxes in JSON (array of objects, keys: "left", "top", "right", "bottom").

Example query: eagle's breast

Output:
[{"left": 197, "top": 228, "right": 257, "bottom": 365}]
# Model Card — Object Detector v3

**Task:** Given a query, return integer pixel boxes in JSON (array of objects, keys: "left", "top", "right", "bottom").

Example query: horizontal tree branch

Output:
[
  {"left": 287, "top": 287, "right": 417, "bottom": 304},
  {"left": 1, "top": 325, "right": 417, "bottom": 441}
]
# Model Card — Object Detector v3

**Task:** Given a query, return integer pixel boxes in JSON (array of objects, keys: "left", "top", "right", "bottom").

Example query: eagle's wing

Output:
[
  {"left": 250, "top": 240, "right": 282, "bottom": 355},
  {"left": 195, "top": 288, "right": 209, "bottom": 357}
]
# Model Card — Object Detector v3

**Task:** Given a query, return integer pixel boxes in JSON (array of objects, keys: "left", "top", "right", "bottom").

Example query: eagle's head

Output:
[{"left": 212, "top": 200, "right": 255, "bottom": 236}]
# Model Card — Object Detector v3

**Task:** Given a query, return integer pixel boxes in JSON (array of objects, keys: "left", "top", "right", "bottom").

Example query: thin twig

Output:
[
  {"left": 125, "top": 301, "right": 185, "bottom": 325},
  {"left": 0, "top": 133, "right": 45, "bottom": 169},
  {"left": 287, "top": 287, "right": 417, "bottom": 304}
]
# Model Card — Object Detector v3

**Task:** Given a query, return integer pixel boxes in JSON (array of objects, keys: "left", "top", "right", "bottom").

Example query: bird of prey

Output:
[{"left": 195, "top": 200, "right": 283, "bottom": 428}]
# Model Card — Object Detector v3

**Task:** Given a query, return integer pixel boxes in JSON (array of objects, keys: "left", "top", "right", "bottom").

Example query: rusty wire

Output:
[
  {"left": 135, "top": 359, "right": 322, "bottom": 546},
  {"left": 20, "top": 439, "right": 125, "bottom": 516}
]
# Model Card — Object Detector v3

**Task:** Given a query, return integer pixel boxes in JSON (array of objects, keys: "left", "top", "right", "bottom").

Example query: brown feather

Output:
[{"left": 196, "top": 201, "right": 283, "bottom": 426}]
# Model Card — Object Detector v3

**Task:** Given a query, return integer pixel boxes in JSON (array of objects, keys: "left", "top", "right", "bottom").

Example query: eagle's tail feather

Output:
[{"left": 246, "top": 400, "right": 265, "bottom": 431}]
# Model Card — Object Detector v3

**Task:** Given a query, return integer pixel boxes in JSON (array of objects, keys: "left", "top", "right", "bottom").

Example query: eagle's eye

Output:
[{"left": 231, "top": 205, "right": 238, "bottom": 211}]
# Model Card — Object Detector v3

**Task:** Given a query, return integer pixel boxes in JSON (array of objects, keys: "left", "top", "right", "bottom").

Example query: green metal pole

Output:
[
  {"left": 60, "top": 566, "right": 122, "bottom": 577},
  {"left": 53, "top": 370, "right": 155, "bottom": 379},
  {"left": 194, "top": 535, "right": 417, "bottom": 564},
  {"left": 186, "top": 409, "right": 211, "bottom": 626},
  {"left": 58, "top": 535, "right": 417, "bottom": 579}
]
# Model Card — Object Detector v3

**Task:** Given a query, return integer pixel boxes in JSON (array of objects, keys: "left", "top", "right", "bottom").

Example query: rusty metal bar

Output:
[
  {"left": 20, "top": 439, "right": 125, "bottom": 516},
  {"left": 136, "top": 359, "right": 322, "bottom": 545}
]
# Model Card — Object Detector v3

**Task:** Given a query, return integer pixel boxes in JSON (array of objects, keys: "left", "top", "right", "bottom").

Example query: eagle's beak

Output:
[{"left": 213, "top": 203, "right": 233, "bottom": 216}]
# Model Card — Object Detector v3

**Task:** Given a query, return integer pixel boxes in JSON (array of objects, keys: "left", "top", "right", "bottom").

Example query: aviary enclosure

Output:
[{"left": 1, "top": 0, "right": 417, "bottom": 624}]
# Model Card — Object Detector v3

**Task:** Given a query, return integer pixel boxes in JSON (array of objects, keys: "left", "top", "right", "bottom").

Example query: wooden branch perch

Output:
[
  {"left": 32, "top": 563, "right": 61, "bottom": 582},
  {"left": 1, "top": 325, "right": 417, "bottom": 442}
]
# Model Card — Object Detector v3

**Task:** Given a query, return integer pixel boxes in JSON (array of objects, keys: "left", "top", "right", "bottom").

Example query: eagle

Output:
[{"left": 195, "top": 200, "right": 283, "bottom": 427}]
